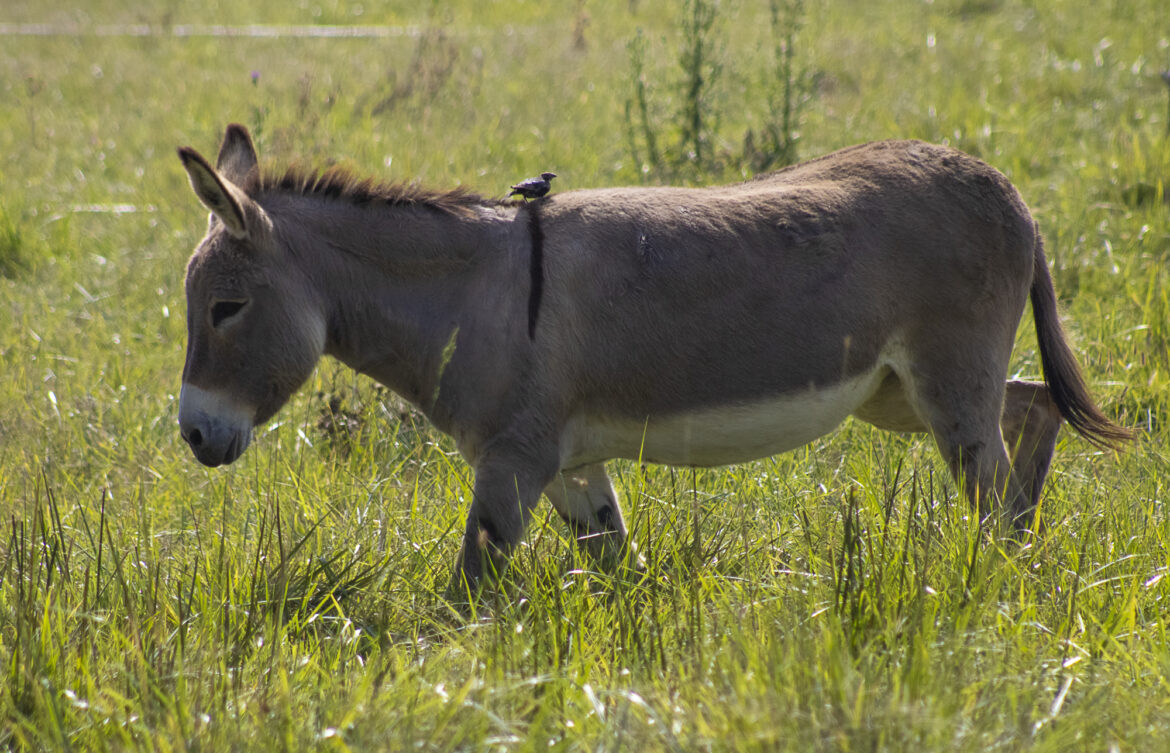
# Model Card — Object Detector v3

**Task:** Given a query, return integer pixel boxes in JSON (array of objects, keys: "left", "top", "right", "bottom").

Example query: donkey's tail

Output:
[{"left": 1030, "top": 236, "right": 1134, "bottom": 449}]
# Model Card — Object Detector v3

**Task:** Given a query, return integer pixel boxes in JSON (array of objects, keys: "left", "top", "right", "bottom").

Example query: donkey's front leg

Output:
[{"left": 454, "top": 445, "right": 560, "bottom": 594}]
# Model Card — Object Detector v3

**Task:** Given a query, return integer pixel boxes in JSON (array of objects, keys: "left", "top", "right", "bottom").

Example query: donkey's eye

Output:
[{"left": 211, "top": 299, "right": 248, "bottom": 328}]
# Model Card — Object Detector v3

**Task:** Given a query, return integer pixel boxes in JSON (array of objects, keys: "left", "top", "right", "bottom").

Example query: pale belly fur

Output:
[{"left": 559, "top": 366, "right": 887, "bottom": 469}]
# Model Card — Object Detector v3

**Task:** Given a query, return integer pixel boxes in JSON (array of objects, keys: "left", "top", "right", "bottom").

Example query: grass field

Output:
[{"left": 3, "top": 0, "right": 1170, "bottom": 750}]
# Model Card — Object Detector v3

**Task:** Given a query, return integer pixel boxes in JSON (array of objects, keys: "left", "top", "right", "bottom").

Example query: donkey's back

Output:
[{"left": 539, "top": 141, "right": 1034, "bottom": 421}]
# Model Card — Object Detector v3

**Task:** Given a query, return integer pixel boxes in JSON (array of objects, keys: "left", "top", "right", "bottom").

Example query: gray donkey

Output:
[{"left": 177, "top": 124, "right": 1129, "bottom": 589}]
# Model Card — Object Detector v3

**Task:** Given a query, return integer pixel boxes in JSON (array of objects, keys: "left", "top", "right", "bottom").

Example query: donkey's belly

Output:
[{"left": 560, "top": 367, "right": 885, "bottom": 468}]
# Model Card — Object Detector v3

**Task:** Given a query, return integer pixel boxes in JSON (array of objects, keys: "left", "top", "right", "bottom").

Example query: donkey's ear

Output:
[
  {"left": 216, "top": 123, "right": 259, "bottom": 186},
  {"left": 178, "top": 146, "right": 260, "bottom": 240}
]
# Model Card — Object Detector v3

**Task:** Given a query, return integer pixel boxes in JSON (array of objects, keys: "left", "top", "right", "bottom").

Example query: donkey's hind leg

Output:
[
  {"left": 897, "top": 347, "right": 1029, "bottom": 522},
  {"left": 853, "top": 367, "right": 1015, "bottom": 517},
  {"left": 1000, "top": 380, "right": 1063, "bottom": 528},
  {"left": 544, "top": 463, "right": 641, "bottom": 567},
  {"left": 926, "top": 398, "right": 1022, "bottom": 521}
]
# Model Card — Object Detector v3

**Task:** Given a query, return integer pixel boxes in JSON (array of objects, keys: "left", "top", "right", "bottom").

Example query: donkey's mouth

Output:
[
  {"left": 221, "top": 428, "right": 253, "bottom": 465},
  {"left": 187, "top": 427, "right": 252, "bottom": 467},
  {"left": 223, "top": 432, "right": 245, "bottom": 465}
]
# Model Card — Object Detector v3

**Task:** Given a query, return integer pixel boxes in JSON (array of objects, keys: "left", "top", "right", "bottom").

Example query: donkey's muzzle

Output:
[
  {"left": 180, "top": 422, "right": 248, "bottom": 467},
  {"left": 178, "top": 383, "right": 254, "bottom": 467}
]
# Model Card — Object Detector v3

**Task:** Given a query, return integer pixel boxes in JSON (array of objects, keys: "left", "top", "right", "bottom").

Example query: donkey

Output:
[{"left": 177, "top": 124, "right": 1130, "bottom": 589}]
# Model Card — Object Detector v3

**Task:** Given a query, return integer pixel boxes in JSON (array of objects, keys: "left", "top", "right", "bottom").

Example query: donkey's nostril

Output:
[{"left": 187, "top": 428, "right": 203, "bottom": 447}]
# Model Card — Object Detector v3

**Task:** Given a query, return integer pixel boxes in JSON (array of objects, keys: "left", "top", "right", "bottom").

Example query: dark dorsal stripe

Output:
[{"left": 525, "top": 201, "right": 545, "bottom": 340}]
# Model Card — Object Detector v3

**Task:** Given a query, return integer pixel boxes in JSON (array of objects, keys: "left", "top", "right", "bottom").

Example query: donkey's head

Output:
[{"left": 177, "top": 125, "right": 326, "bottom": 466}]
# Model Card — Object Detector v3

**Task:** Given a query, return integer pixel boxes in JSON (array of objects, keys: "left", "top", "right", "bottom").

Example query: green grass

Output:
[{"left": 3, "top": 0, "right": 1170, "bottom": 750}]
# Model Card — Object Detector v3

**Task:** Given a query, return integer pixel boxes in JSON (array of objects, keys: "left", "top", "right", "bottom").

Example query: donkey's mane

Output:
[{"left": 253, "top": 164, "right": 501, "bottom": 214}]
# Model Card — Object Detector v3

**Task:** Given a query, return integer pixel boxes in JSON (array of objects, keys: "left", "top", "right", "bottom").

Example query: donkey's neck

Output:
[{"left": 267, "top": 193, "right": 529, "bottom": 426}]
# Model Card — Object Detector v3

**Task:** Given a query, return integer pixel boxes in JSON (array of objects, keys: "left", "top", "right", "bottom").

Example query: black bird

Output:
[{"left": 509, "top": 172, "right": 557, "bottom": 200}]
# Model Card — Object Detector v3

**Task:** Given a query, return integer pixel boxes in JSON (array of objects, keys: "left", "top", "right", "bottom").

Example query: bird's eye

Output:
[{"left": 211, "top": 299, "right": 248, "bottom": 328}]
